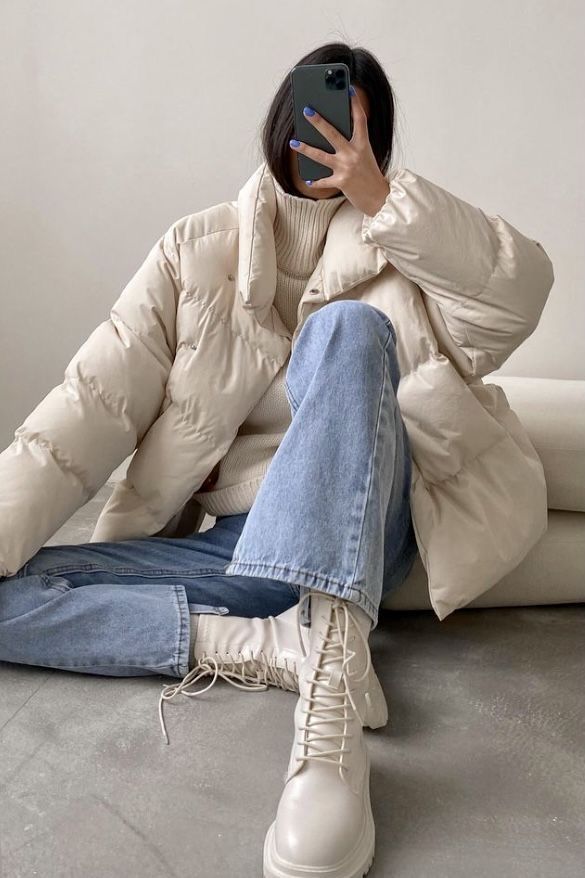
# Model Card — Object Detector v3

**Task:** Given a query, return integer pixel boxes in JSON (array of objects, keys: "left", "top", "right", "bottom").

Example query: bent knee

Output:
[{"left": 311, "top": 300, "right": 396, "bottom": 344}]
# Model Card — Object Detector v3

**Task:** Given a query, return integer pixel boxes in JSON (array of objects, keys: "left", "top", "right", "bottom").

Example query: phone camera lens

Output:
[{"left": 325, "top": 67, "right": 346, "bottom": 90}]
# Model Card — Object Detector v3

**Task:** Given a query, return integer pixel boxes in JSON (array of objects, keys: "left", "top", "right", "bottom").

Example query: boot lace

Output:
[
  {"left": 294, "top": 592, "right": 372, "bottom": 783},
  {"left": 158, "top": 650, "right": 298, "bottom": 745}
]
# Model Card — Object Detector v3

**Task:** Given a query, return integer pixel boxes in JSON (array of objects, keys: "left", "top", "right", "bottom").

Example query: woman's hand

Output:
[{"left": 289, "top": 86, "right": 391, "bottom": 217}]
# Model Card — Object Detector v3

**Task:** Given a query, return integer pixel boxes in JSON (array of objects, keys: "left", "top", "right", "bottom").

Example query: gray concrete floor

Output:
[{"left": 1, "top": 485, "right": 584, "bottom": 877}]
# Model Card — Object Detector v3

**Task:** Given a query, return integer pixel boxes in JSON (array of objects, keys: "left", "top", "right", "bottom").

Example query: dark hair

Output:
[{"left": 260, "top": 42, "right": 397, "bottom": 196}]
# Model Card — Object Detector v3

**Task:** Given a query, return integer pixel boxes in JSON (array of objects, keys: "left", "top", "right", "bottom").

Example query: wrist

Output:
[{"left": 364, "top": 179, "right": 391, "bottom": 218}]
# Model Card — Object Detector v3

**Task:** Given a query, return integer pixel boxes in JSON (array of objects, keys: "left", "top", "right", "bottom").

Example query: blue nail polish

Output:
[
  {"left": 304, "top": 180, "right": 312, "bottom": 186},
  {"left": 289, "top": 139, "right": 300, "bottom": 147},
  {"left": 349, "top": 85, "right": 356, "bottom": 96},
  {"left": 303, "top": 106, "right": 315, "bottom": 116}
]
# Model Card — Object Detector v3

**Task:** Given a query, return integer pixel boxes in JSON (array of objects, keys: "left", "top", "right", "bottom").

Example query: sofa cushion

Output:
[
  {"left": 491, "top": 376, "right": 585, "bottom": 512},
  {"left": 381, "top": 508, "right": 585, "bottom": 611}
]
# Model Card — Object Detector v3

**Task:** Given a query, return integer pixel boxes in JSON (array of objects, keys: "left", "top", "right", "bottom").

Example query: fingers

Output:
[
  {"left": 289, "top": 138, "right": 336, "bottom": 169},
  {"left": 301, "top": 105, "right": 348, "bottom": 152},
  {"left": 303, "top": 176, "right": 341, "bottom": 190}
]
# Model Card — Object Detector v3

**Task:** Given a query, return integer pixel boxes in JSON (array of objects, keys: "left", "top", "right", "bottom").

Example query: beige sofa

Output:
[{"left": 381, "top": 376, "right": 585, "bottom": 612}]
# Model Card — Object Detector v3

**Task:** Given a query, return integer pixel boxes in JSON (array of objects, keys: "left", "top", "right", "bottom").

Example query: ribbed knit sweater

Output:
[{"left": 192, "top": 176, "right": 346, "bottom": 518}]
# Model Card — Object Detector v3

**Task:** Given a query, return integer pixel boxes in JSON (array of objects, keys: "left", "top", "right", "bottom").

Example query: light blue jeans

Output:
[{"left": 0, "top": 301, "right": 418, "bottom": 679}]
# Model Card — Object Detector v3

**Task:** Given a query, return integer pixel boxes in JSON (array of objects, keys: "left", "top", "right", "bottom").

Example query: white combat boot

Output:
[
  {"left": 263, "top": 591, "right": 380, "bottom": 878},
  {"left": 158, "top": 603, "right": 308, "bottom": 744},
  {"left": 158, "top": 599, "right": 389, "bottom": 745}
]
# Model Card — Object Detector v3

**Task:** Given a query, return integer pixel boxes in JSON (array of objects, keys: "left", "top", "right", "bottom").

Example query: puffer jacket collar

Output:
[{"left": 237, "top": 161, "right": 389, "bottom": 323}]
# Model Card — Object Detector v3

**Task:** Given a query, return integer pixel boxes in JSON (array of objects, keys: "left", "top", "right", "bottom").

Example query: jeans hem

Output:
[
  {"left": 224, "top": 559, "right": 379, "bottom": 628},
  {"left": 171, "top": 582, "right": 191, "bottom": 677}
]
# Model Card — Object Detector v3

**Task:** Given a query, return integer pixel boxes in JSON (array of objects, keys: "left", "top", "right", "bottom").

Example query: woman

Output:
[{"left": 0, "top": 42, "right": 553, "bottom": 878}]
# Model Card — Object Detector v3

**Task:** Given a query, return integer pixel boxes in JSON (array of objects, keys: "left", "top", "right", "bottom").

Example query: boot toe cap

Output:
[{"left": 271, "top": 783, "right": 369, "bottom": 870}]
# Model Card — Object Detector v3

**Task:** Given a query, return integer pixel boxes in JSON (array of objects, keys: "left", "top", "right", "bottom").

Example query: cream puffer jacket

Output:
[{"left": 0, "top": 161, "right": 554, "bottom": 619}]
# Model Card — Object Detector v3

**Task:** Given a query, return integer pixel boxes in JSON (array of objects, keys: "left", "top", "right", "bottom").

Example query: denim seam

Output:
[
  {"left": 32, "top": 564, "right": 224, "bottom": 579},
  {"left": 171, "top": 582, "right": 191, "bottom": 677},
  {"left": 23, "top": 657, "right": 189, "bottom": 672},
  {"left": 284, "top": 379, "right": 299, "bottom": 413},
  {"left": 384, "top": 319, "right": 397, "bottom": 344},
  {"left": 380, "top": 365, "right": 412, "bottom": 591},
  {"left": 347, "top": 329, "right": 392, "bottom": 592}
]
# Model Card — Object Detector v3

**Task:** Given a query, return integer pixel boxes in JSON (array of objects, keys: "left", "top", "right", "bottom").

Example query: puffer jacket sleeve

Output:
[
  {"left": 361, "top": 168, "right": 554, "bottom": 380},
  {"left": 0, "top": 224, "right": 181, "bottom": 578}
]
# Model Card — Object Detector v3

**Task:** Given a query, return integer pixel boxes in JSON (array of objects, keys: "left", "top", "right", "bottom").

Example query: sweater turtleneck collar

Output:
[{"left": 272, "top": 174, "right": 346, "bottom": 278}]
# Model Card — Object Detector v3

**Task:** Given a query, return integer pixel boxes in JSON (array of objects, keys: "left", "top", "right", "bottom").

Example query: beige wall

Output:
[{"left": 1, "top": 0, "right": 582, "bottom": 450}]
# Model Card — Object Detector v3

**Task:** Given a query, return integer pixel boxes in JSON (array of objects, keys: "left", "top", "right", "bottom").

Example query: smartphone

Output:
[{"left": 290, "top": 62, "right": 353, "bottom": 181}]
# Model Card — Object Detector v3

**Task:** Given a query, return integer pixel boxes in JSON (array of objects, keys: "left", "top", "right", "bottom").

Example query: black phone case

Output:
[{"left": 290, "top": 63, "right": 352, "bottom": 181}]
